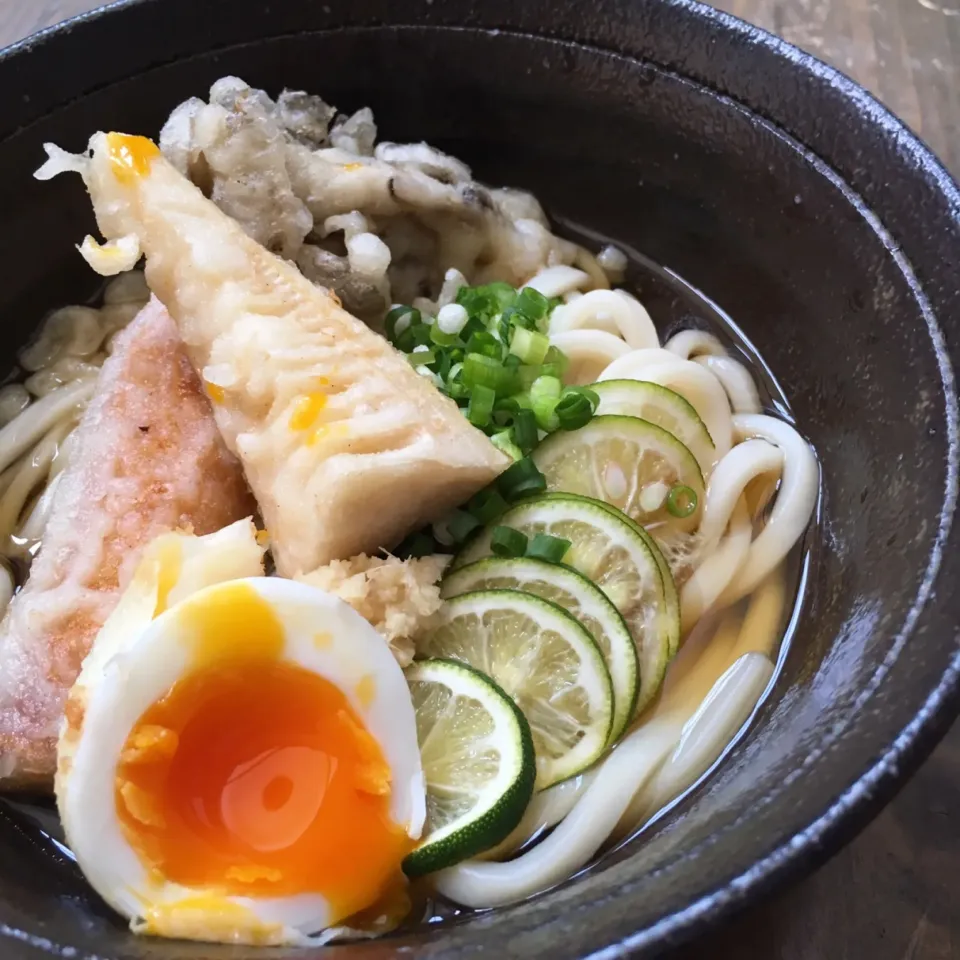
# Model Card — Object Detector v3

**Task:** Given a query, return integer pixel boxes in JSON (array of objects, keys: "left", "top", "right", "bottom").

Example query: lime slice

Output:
[
  {"left": 442, "top": 557, "right": 638, "bottom": 744},
  {"left": 531, "top": 415, "right": 705, "bottom": 580},
  {"left": 417, "top": 590, "right": 613, "bottom": 789},
  {"left": 453, "top": 495, "right": 673, "bottom": 713},
  {"left": 553, "top": 493, "right": 681, "bottom": 660},
  {"left": 591, "top": 379, "right": 715, "bottom": 474},
  {"left": 403, "top": 659, "right": 535, "bottom": 877}
]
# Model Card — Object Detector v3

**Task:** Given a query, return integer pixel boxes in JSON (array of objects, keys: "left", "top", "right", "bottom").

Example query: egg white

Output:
[{"left": 57, "top": 526, "right": 425, "bottom": 946}]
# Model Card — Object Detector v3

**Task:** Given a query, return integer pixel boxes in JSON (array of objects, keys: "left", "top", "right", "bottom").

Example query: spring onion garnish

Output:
[
  {"left": 526, "top": 533, "right": 572, "bottom": 564},
  {"left": 666, "top": 484, "right": 699, "bottom": 518},
  {"left": 468, "top": 487, "right": 509, "bottom": 524},
  {"left": 530, "top": 375, "right": 562, "bottom": 432},
  {"left": 555, "top": 392, "right": 593, "bottom": 430},
  {"left": 540, "top": 345, "right": 570, "bottom": 380},
  {"left": 385, "top": 281, "right": 584, "bottom": 449},
  {"left": 447, "top": 509, "right": 482, "bottom": 545},
  {"left": 490, "top": 429, "right": 523, "bottom": 461},
  {"left": 436, "top": 303, "right": 469, "bottom": 335},
  {"left": 430, "top": 325, "right": 460, "bottom": 348},
  {"left": 463, "top": 353, "right": 517, "bottom": 394},
  {"left": 512, "top": 408, "right": 539, "bottom": 455},
  {"left": 497, "top": 457, "right": 547, "bottom": 501},
  {"left": 467, "top": 384, "right": 496, "bottom": 428},
  {"left": 491, "top": 525, "right": 529, "bottom": 558},
  {"left": 397, "top": 530, "right": 437, "bottom": 559},
  {"left": 407, "top": 348, "right": 437, "bottom": 367},
  {"left": 509, "top": 327, "right": 551, "bottom": 366}
]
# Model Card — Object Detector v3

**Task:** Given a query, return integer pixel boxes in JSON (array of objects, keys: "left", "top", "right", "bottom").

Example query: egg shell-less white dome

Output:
[{"left": 58, "top": 576, "right": 426, "bottom": 940}]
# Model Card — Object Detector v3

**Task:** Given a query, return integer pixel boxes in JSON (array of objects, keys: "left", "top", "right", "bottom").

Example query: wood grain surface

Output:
[{"left": 1, "top": 1, "right": 958, "bottom": 958}]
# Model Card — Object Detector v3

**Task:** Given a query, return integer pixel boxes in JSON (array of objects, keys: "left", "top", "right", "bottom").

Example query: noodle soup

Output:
[{"left": 0, "top": 77, "right": 818, "bottom": 946}]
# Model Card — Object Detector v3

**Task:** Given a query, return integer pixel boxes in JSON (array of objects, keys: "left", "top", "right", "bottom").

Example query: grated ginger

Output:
[{"left": 297, "top": 553, "right": 449, "bottom": 666}]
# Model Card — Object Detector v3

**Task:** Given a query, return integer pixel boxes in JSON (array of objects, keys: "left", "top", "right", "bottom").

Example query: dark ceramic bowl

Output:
[{"left": 1, "top": 0, "right": 959, "bottom": 957}]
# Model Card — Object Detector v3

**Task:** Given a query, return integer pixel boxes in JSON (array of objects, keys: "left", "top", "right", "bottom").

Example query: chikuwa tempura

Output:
[{"left": 0, "top": 77, "right": 817, "bottom": 945}]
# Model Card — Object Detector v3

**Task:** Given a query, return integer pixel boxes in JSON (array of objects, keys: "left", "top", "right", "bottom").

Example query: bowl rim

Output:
[{"left": 0, "top": 1, "right": 959, "bottom": 957}]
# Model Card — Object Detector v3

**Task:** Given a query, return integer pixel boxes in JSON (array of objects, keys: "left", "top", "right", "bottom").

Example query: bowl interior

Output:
[{"left": 0, "top": 4, "right": 958, "bottom": 958}]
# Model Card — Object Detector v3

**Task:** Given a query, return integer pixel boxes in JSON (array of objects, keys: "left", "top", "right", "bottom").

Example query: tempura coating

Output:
[
  {"left": 0, "top": 299, "right": 255, "bottom": 790},
  {"left": 62, "top": 133, "right": 507, "bottom": 578}
]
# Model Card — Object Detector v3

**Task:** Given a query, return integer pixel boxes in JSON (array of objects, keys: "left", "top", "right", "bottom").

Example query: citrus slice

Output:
[
  {"left": 417, "top": 590, "right": 613, "bottom": 789},
  {"left": 590, "top": 379, "right": 715, "bottom": 474},
  {"left": 531, "top": 415, "right": 705, "bottom": 579},
  {"left": 453, "top": 495, "right": 674, "bottom": 713},
  {"left": 403, "top": 659, "right": 535, "bottom": 877},
  {"left": 442, "top": 557, "right": 638, "bottom": 744}
]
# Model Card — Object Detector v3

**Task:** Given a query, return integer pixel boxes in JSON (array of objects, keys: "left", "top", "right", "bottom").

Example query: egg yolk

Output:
[
  {"left": 115, "top": 582, "right": 412, "bottom": 923},
  {"left": 105, "top": 133, "right": 160, "bottom": 182}
]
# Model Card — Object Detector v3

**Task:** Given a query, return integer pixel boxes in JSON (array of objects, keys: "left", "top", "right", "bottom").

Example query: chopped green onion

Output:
[
  {"left": 460, "top": 316, "right": 487, "bottom": 343},
  {"left": 497, "top": 457, "right": 547, "bottom": 501},
  {"left": 407, "top": 348, "right": 436, "bottom": 367},
  {"left": 468, "top": 487, "right": 509, "bottom": 524},
  {"left": 512, "top": 408, "right": 539, "bottom": 454},
  {"left": 467, "top": 384, "right": 496, "bottom": 428},
  {"left": 410, "top": 324, "right": 433, "bottom": 348},
  {"left": 386, "top": 305, "right": 420, "bottom": 343},
  {"left": 555, "top": 392, "right": 594, "bottom": 430},
  {"left": 447, "top": 509, "right": 482, "bottom": 544},
  {"left": 491, "top": 525, "right": 529, "bottom": 558},
  {"left": 515, "top": 364, "right": 542, "bottom": 392},
  {"left": 490, "top": 429, "right": 523, "bottom": 461},
  {"left": 430, "top": 325, "right": 460, "bottom": 348},
  {"left": 526, "top": 533, "right": 572, "bottom": 564},
  {"left": 466, "top": 330, "right": 502, "bottom": 359},
  {"left": 515, "top": 286, "right": 550, "bottom": 323},
  {"left": 462, "top": 353, "right": 518, "bottom": 395},
  {"left": 433, "top": 350, "right": 453, "bottom": 380},
  {"left": 530, "top": 375, "right": 562, "bottom": 432},
  {"left": 666, "top": 484, "right": 699, "bottom": 518},
  {"left": 540, "top": 345, "right": 570, "bottom": 379},
  {"left": 457, "top": 282, "right": 516, "bottom": 323},
  {"left": 503, "top": 353, "right": 522, "bottom": 371},
  {"left": 394, "top": 325, "right": 416, "bottom": 353},
  {"left": 509, "top": 327, "right": 551, "bottom": 366},
  {"left": 437, "top": 303, "right": 469, "bottom": 335},
  {"left": 397, "top": 530, "right": 436, "bottom": 559},
  {"left": 562, "top": 385, "right": 600, "bottom": 410}
]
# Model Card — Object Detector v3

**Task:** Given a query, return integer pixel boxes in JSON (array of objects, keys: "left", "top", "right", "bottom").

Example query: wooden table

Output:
[{"left": 2, "top": 1, "right": 958, "bottom": 957}]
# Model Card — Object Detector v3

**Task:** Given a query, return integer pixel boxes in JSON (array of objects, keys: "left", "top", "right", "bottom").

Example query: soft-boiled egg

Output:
[{"left": 56, "top": 518, "right": 426, "bottom": 946}]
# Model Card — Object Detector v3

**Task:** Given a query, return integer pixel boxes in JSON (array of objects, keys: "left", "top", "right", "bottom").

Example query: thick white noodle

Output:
[
  {"left": 0, "top": 420, "right": 74, "bottom": 542},
  {"left": 17, "top": 470, "right": 63, "bottom": 545},
  {"left": 524, "top": 265, "right": 590, "bottom": 298},
  {"left": 664, "top": 329, "right": 727, "bottom": 360},
  {"left": 482, "top": 772, "right": 595, "bottom": 859},
  {"left": 679, "top": 497, "right": 752, "bottom": 634},
  {"left": 695, "top": 355, "right": 761, "bottom": 414},
  {"left": 0, "top": 380, "right": 95, "bottom": 477},
  {"left": 548, "top": 329, "right": 632, "bottom": 385},
  {"left": 433, "top": 715, "right": 676, "bottom": 907},
  {"left": 549, "top": 289, "right": 659, "bottom": 350},
  {"left": 0, "top": 385, "right": 31, "bottom": 426},
  {"left": 697, "top": 439, "right": 784, "bottom": 548},
  {"left": 615, "top": 652, "right": 773, "bottom": 837},
  {"left": 720, "top": 415, "right": 819, "bottom": 603},
  {"left": 598, "top": 352, "right": 733, "bottom": 461}
]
